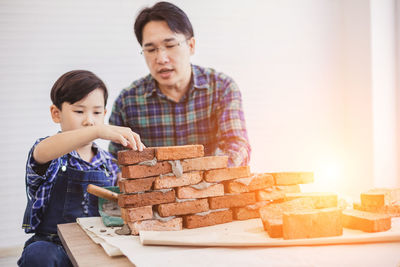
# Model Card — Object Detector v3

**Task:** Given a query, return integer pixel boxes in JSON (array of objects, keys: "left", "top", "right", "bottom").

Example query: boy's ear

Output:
[
  {"left": 50, "top": 104, "right": 61, "bottom": 123},
  {"left": 104, "top": 108, "right": 107, "bottom": 116}
]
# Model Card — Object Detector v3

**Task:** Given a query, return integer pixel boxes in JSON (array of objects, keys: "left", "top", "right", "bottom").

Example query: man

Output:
[{"left": 109, "top": 1, "right": 250, "bottom": 166}]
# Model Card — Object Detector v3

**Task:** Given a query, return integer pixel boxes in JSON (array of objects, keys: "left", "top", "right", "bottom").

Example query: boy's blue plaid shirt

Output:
[
  {"left": 109, "top": 64, "right": 251, "bottom": 166},
  {"left": 24, "top": 138, "right": 119, "bottom": 232}
]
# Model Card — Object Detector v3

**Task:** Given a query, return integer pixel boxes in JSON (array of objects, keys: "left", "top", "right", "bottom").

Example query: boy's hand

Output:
[{"left": 96, "top": 125, "right": 145, "bottom": 151}]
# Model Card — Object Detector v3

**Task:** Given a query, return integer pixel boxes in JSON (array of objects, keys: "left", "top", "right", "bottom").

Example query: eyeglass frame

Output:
[{"left": 140, "top": 38, "right": 190, "bottom": 56}]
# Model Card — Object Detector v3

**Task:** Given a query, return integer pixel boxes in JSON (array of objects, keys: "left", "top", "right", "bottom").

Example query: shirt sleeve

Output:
[
  {"left": 108, "top": 93, "right": 128, "bottom": 158},
  {"left": 26, "top": 137, "right": 61, "bottom": 229},
  {"left": 214, "top": 77, "right": 251, "bottom": 167}
]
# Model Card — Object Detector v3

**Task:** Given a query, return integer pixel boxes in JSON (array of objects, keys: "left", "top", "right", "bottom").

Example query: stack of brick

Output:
[{"left": 341, "top": 188, "right": 400, "bottom": 233}]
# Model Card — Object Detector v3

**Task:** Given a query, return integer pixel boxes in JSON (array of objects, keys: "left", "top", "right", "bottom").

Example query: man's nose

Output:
[{"left": 155, "top": 47, "right": 169, "bottom": 64}]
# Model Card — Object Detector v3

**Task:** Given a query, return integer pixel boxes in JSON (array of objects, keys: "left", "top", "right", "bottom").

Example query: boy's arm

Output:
[{"left": 33, "top": 125, "right": 144, "bottom": 164}]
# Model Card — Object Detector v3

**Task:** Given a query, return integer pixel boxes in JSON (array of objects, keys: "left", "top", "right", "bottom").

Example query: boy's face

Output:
[{"left": 51, "top": 88, "right": 106, "bottom": 132}]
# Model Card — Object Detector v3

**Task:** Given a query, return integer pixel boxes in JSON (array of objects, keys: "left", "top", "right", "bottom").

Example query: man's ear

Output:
[
  {"left": 50, "top": 104, "right": 61, "bottom": 123},
  {"left": 188, "top": 37, "right": 195, "bottom": 55}
]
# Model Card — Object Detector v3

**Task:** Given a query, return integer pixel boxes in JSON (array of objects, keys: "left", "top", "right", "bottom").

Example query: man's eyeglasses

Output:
[{"left": 141, "top": 39, "right": 188, "bottom": 57}]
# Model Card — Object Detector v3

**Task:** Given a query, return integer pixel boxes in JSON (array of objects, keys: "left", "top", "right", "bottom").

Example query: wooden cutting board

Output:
[{"left": 139, "top": 217, "right": 400, "bottom": 247}]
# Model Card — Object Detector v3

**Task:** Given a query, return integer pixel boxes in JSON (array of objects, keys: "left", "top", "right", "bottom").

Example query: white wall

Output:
[{"left": 0, "top": 0, "right": 398, "bottom": 250}]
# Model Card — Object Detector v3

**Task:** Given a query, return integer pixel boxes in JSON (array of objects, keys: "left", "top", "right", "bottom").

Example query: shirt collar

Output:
[
  {"left": 144, "top": 64, "right": 209, "bottom": 99},
  {"left": 69, "top": 142, "right": 113, "bottom": 166}
]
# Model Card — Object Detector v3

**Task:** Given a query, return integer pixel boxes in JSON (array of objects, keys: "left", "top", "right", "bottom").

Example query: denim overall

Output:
[{"left": 18, "top": 157, "right": 113, "bottom": 267}]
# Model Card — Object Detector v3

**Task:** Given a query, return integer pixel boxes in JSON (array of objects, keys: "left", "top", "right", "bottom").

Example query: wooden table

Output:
[{"left": 57, "top": 223, "right": 133, "bottom": 267}]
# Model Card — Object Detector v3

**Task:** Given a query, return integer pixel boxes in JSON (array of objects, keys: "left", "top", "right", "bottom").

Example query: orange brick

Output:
[
  {"left": 353, "top": 202, "right": 400, "bottom": 217},
  {"left": 155, "top": 145, "right": 204, "bottom": 161},
  {"left": 154, "top": 171, "right": 203, "bottom": 189},
  {"left": 157, "top": 199, "right": 209, "bottom": 217},
  {"left": 270, "top": 172, "right": 314, "bottom": 185},
  {"left": 360, "top": 188, "right": 400, "bottom": 207},
  {"left": 342, "top": 209, "right": 391, "bottom": 232},
  {"left": 208, "top": 192, "right": 256, "bottom": 209},
  {"left": 120, "top": 205, "right": 153, "bottom": 222},
  {"left": 204, "top": 166, "right": 250, "bottom": 183},
  {"left": 256, "top": 185, "right": 300, "bottom": 202},
  {"left": 118, "top": 189, "right": 175, "bottom": 208},
  {"left": 183, "top": 209, "right": 233, "bottom": 229},
  {"left": 181, "top": 156, "right": 228, "bottom": 172},
  {"left": 259, "top": 198, "right": 314, "bottom": 238},
  {"left": 119, "top": 177, "right": 155, "bottom": 193},
  {"left": 118, "top": 148, "right": 155, "bottom": 165},
  {"left": 121, "top": 161, "right": 172, "bottom": 179},
  {"left": 283, "top": 208, "right": 343, "bottom": 239},
  {"left": 176, "top": 183, "right": 224, "bottom": 199},
  {"left": 284, "top": 192, "right": 338, "bottom": 209},
  {"left": 225, "top": 173, "right": 274, "bottom": 193},
  {"left": 128, "top": 217, "right": 182, "bottom": 235}
]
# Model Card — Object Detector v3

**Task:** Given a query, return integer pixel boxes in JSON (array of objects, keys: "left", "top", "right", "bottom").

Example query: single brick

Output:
[
  {"left": 284, "top": 192, "right": 338, "bottom": 209},
  {"left": 360, "top": 188, "right": 400, "bottom": 207},
  {"left": 119, "top": 177, "right": 155, "bottom": 193},
  {"left": 154, "top": 171, "right": 203, "bottom": 189},
  {"left": 232, "top": 201, "right": 270, "bottom": 220},
  {"left": 342, "top": 209, "right": 391, "bottom": 232},
  {"left": 270, "top": 172, "right": 314, "bottom": 185},
  {"left": 121, "top": 161, "right": 172, "bottom": 179},
  {"left": 256, "top": 185, "right": 301, "bottom": 202},
  {"left": 353, "top": 202, "right": 400, "bottom": 217},
  {"left": 120, "top": 205, "right": 153, "bottom": 222},
  {"left": 208, "top": 192, "right": 256, "bottom": 209},
  {"left": 157, "top": 199, "right": 209, "bottom": 217},
  {"left": 204, "top": 166, "right": 251, "bottom": 183},
  {"left": 155, "top": 145, "right": 204, "bottom": 161},
  {"left": 181, "top": 156, "right": 228, "bottom": 172},
  {"left": 183, "top": 209, "right": 233, "bottom": 229},
  {"left": 118, "top": 189, "right": 175, "bottom": 208},
  {"left": 225, "top": 173, "right": 274, "bottom": 193},
  {"left": 128, "top": 217, "right": 183, "bottom": 235},
  {"left": 176, "top": 183, "right": 224, "bottom": 199},
  {"left": 259, "top": 198, "right": 314, "bottom": 238},
  {"left": 283, "top": 208, "right": 343, "bottom": 240},
  {"left": 118, "top": 148, "right": 155, "bottom": 165}
]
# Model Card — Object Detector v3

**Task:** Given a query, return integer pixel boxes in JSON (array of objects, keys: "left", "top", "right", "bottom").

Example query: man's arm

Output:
[
  {"left": 215, "top": 78, "right": 251, "bottom": 167},
  {"left": 34, "top": 125, "right": 143, "bottom": 164}
]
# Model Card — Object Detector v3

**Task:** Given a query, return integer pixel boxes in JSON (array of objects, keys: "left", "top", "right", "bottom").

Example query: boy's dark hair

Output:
[
  {"left": 50, "top": 70, "right": 108, "bottom": 110},
  {"left": 134, "top": 1, "right": 194, "bottom": 45}
]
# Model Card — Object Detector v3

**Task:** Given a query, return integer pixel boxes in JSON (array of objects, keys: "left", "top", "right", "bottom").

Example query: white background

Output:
[{"left": 0, "top": 0, "right": 399, "bottom": 251}]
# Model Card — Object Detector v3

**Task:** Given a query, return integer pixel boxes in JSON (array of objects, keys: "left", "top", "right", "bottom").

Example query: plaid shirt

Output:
[
  {"left": 24, "top": 137, "right": 119, "bottom": 233},
  {"left": 109, "top": 64, "right": 251, "bottom": 166}
]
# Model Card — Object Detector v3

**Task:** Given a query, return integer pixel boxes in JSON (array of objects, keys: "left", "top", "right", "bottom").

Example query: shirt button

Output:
[{"left": 61, "top": 165, "right": 66, "bottom": 172}]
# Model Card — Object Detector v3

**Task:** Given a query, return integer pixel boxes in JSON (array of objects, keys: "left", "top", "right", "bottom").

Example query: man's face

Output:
[{"left": 141, "top": 20, "right": 195, "bottom": 89}]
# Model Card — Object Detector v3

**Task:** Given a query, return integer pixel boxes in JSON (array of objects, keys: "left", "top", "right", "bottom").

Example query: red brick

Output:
[
  {"left": 208, "top": 192, "right": 256, "bottom": 209},
  {"left": 225, "top": 173, "right": 274, "bottom": 193},
  {"left": 157, "top": 199, "right": 209, "bottom": 217},
  {"left": 121, "top": 161, "right": 172, "bottom": 179},
  {"left": 176, "top": 183, "right": 224, "bottom": 199},
  {"left": 118, "top": 177, "right": 155, "bottom": 193},
  {"left": 118, "top": 189, "right": 175, "bottom": 208},
  {"left": 181, "top": 156, "right": 228, "bottom": 172},
  {"left": 128, "top": 217, "right": 182, "bottom": 235},
  {"left": 118, "top": 148, "right": 155, "bottom": 165},
  {"left": 256, "top": 185, "right": 301, "bottom": 202},
  {"left": 183, "top": 209, "right": 233, "bottom": 229},
  {"left": 155, "top": 145, "right": 204, "bottom": 161},
  {"left": 270, "top": 172, "right": 314, "bottom": 185},
  {"left": 232, "top": 201, "right": 270, "bottom": 220},
  {"left": 154, "top": 171, "right": 203, "bottom": 189},
  {"left": 120, "top": 205, "right": 153, "bottom": 222},
  {"left": 204, "top": 166, "right": 250, "bottom": 183}
]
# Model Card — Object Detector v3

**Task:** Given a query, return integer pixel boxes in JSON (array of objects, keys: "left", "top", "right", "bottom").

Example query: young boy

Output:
[{"left": 18, "top": 70, "right": 145, "bottom": 267}]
